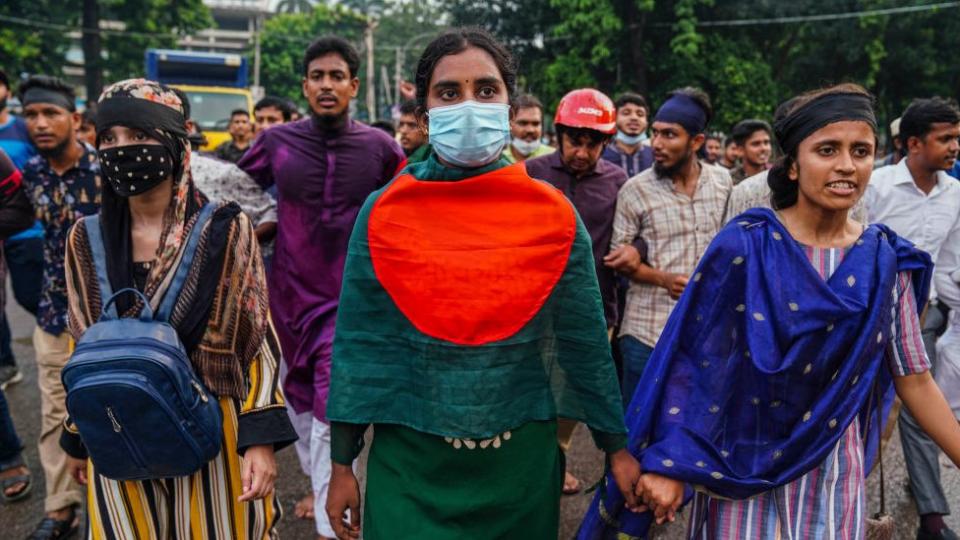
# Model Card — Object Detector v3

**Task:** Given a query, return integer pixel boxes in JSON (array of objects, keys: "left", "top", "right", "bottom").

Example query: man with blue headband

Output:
[{"left": 605, "top": 87, "right": 732, "bottom": 405}]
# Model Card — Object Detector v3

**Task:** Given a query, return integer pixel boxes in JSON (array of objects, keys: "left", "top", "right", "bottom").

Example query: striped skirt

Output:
[
  {"left": 84, "top": 399, "right": 281, "bottom": 540},
  {"left": 687, "top": 418, "right": 866, "bottom": 540}
]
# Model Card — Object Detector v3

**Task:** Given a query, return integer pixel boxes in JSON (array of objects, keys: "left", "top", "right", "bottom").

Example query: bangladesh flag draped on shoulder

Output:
[{"left": 327, "top": 157, "right": 626, "bottom": 443}]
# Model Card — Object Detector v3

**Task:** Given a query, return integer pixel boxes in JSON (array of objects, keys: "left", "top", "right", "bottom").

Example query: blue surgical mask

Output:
[
  {"left": 428, "top": 101, "right": 510, "bottom": 168},
  {"left": 511, "top": 137, "right": 542, "bottom": 157},
  {"left": 616, "top": 130, "right": 646, "bottom": 146}
]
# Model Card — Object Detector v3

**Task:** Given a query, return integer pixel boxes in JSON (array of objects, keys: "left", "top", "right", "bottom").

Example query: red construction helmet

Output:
[{"left": 553, "top": 88, "right": 617, "bottom": 135}]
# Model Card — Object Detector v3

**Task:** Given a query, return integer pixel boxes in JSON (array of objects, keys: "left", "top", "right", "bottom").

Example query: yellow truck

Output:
[{"left": 145, "top": 49, "right": 253, "bottom": 152}]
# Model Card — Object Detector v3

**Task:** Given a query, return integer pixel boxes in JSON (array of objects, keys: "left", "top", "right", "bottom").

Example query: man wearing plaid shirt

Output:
[{"left": 605, "top": 87, "right": 732, "bottom": 406}]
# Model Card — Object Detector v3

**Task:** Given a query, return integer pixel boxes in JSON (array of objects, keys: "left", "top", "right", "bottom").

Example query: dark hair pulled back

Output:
[
  {"left": 414, "top": 27, "right": 517, "bottom": 114},
  {"left": 767, "top": 83, "right": 874, "bottom": 209}
]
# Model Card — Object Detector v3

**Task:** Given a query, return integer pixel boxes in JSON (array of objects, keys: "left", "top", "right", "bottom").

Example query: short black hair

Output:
[
  {"left": 254, "top": 96, "right": 292, "bottom": 121},
  {"left": 899, "top": 97, "right": 960, "bottom": 148},
  {"left": 398, "top": 99, "right": 418, "bottom": 116},
  {"left": 614, "top": 92, "right": 648, "bottom": 114},
  {"left": 414, "top": 27, "right": 517, "bottom": 111},
  {"left": 371, "top": 120, "right": 396, "bottom": 138},
  {"left": 303, "top": 36, "right": 360, "bottom": 78},
  {"left": 731, "top": 119, "right": 772, "bottom": 146},
  {"left": 230, "top": 108, "right": 250, "bottom": 119},
  {"left": 705, "top": 132, "right": 722, "bottom": 143},
  {"left": 665, "top": 86, "right": 713, "bottom": 128},
  {"left": 170, "top": 87, "right": 192, "bottom": 119},
  {"left": 18, "top": 75, "right": 76, "bottom": 112},
  {"left": 512, "top": 94, "right": 543, "bottom": 115},
  {"left": 0, "top": 69, "right": 8, "bottom": 89}
]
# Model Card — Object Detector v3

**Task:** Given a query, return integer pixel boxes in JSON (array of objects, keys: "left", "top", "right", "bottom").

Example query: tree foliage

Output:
[
  {"left": 100, "top": 0, "right": 212, "bottom": 83},
  {"left": 258, "top": 4, "right": 368, "bottom": 104},
  {"left": 258, "top": 0, "right": 446, "bottom": 118},
  {"left": 1, "top": 0, "right": 210, "bottom": 94},
  {"left": 442, "top": 0, "right": 960, "bottom": 133}
]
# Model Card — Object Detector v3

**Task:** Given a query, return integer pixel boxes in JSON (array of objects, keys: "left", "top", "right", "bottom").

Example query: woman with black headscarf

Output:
[
  {"left": 59, "top": 79, "right": 296, "bottom": 539},
  {"left": 580, "top": 83, "right": 960, "bottom": 539}
]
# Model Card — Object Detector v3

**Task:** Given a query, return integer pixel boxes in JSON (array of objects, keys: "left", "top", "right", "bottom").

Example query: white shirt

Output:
[
  {"left": 865, "top": 158, "right": 960, "bottom": 267},
  {"left": 934, "top": 222, "right": 960, "bottom": 417}
]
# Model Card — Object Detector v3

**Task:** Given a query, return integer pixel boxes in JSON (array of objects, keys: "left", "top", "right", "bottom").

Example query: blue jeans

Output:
[
  {"left": 0, "top": 388, "right": 22, "bottom": 464},
  {"left": 619, "top": 335, "right": 654, "bottom": 409}
]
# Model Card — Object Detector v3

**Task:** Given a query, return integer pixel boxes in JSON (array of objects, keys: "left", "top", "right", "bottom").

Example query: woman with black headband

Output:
[
  {"left": 58, "top": 79, "right": 296, "bottom": 539},
  {"left": 579, "top": 83, "right": 960, "bottom": 539}
]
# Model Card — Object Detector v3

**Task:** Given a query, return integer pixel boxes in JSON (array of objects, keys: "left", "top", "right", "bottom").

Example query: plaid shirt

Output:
[{"left": 612, "top": 162, "right": 732, "bottom": 346}]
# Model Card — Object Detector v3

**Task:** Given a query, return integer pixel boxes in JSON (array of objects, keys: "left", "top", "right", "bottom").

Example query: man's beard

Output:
[
  {"left": 654, "top": 147, "right": 695, "bottom": 178},
  {"left": 311, "top": 109, "right": 348, "bottom": 131},
  {"left": 36, "top": 136, "right": 72, "bottom": 159}
]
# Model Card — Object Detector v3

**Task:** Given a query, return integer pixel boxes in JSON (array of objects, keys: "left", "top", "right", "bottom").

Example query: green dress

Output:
[
  {"left": 328, "top": 151, "right": 626, "bottom": 539},
  {"left": 365, "top": 422, "right": 562, "bottom": 538}
]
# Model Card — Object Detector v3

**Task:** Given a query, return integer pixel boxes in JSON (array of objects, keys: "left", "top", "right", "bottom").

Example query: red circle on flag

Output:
[{"left": 367, "top": 164, "right": 576, "bottom": 345}]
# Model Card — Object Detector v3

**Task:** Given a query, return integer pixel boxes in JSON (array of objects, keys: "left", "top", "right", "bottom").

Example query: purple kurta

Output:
[{"left": 239, "top": 117, "right": 405, "bottom": 420}]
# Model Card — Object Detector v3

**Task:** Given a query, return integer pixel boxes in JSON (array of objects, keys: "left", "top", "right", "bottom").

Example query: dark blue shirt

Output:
[
  {"left": 22, "top": 142, "right": 101, "bottom": 334},
  {"left": 602, "top": 142, "right": 653, "bottom": 178}
]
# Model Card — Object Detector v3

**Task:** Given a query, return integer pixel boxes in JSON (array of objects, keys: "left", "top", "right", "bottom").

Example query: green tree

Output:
[
  {"left": 98, "top": 0, "right": 212, "bottom": 85},
  {"left": 0, "top": 0, "right": 78, "bottom": 80},
  {"left": 257, "top": 4, "right": 368, "bottom": 104},
  {"left": 0, "top": 0, "right": 210, "bottom": 98}
]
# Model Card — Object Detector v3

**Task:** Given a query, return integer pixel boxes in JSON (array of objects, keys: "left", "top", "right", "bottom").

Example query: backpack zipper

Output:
[
  {"left": 191, "top": 381, "right": 209, "bottom": 402},
  {"left": 106, "top": 406, "right": 122, "bottom": 432}
]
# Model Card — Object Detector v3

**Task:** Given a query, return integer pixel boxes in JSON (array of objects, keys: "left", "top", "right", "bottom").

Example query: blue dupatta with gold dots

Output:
[{"left": 579, "top": 208, "right": 932, "bottom": 539}]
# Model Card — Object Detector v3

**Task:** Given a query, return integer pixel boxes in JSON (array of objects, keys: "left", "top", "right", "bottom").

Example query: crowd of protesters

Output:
[{"left": 0, "top": 25, "right": 959, "bottom": 540}]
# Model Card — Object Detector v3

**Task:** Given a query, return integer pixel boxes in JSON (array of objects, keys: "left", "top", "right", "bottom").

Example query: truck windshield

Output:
[{"left": 184, "top": 91, "right": 248, "bottom": 131}]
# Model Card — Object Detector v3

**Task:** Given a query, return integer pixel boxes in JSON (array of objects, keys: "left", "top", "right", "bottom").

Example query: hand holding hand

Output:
[
  {"left": 608, "top": 449, "right": 643, "bottom": 512},
  {"left": 634, "top": 473, "right": 684, "bottom": 524}
]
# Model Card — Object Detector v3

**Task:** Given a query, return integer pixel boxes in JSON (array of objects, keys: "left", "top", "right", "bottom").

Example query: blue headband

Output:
[{"left": 654, "top": 94, "right": 707, "bottom": 135}]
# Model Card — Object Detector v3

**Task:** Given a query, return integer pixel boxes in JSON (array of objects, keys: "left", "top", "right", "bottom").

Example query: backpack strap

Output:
[
  {"left": 84, "top": 215, "right": 119, "bottom": 320},
  {"left": 156, "top": 203, "right": 216, "bottom": 322}
]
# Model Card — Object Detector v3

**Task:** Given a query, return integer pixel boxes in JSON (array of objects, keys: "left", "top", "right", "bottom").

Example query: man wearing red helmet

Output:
[{"left": 526, "top": 88, "right": 637, "bottom": 495}]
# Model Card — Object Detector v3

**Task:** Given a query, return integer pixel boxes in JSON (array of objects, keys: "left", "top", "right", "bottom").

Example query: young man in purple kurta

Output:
[{"left": 239, "top": 36, "right": 404, "bottom": 538}]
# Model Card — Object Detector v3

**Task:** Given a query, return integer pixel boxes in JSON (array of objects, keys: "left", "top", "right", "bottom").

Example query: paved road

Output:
[{"left": 2, "top": 288, "right": 958, "bottom": 538}]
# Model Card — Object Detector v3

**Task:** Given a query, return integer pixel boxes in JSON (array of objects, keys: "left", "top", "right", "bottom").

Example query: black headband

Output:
[
  {"left": 21, "top": 87, "right": 74, "bottom": 112},
  {"left": 774, "top": 93, "right": 876, "bottom": 154},
  {"left": 96, "top": 97, "right": 187, "bottom": 139}
]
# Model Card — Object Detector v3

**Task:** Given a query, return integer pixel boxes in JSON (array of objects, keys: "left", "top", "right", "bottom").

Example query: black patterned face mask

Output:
[{"left": 99, "top": 144, "right": 173, "bottom": 197}]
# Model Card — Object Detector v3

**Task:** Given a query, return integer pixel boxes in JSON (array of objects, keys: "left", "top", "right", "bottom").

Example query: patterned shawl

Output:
[{"left": 64, "top": 79, "right": 268, "bottom": 398}]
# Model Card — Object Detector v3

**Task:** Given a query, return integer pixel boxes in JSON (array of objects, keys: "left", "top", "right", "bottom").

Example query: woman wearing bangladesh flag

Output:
[{"left": 324, "top": 27, "right": 641, "bottom": 539}]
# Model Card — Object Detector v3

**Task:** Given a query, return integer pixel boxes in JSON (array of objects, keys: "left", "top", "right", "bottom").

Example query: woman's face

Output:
[
  {"left": 423, "top": 46, "right": 509, "bottom": 113},
  {"left": 790, "top": 120, "right": 875, "bottom": 213},
  {"left": 98, "top": 125, "right": 163, "bottom": 149}
]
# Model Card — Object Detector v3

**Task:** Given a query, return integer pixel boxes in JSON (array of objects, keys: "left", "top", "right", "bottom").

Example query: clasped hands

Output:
[{"left": 609, "top": 449, "right": 685, "bottom": 524}]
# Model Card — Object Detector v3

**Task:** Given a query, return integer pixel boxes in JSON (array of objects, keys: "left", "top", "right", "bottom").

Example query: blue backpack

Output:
[{"left": 62, "top": 204, "right": 223, "bottom": 481}]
